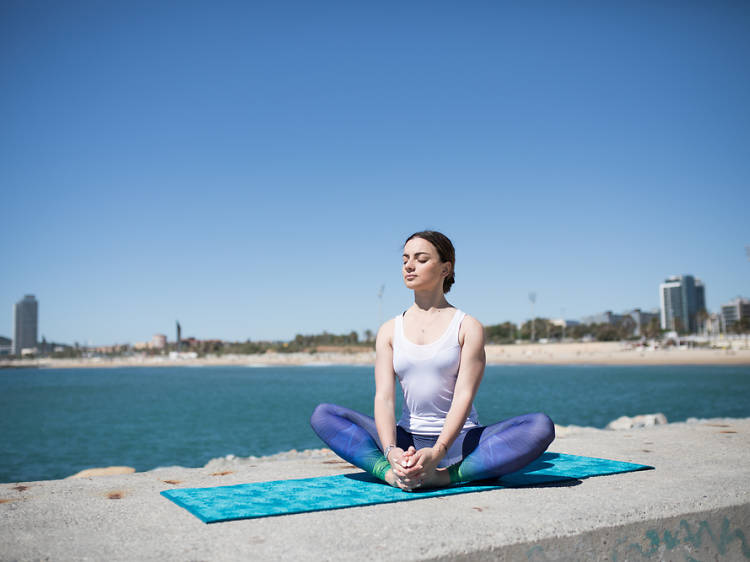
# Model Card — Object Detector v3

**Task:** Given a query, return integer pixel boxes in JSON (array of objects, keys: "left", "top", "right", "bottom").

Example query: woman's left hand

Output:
[{"left": 411, "top": 446, "right": 445, "bottom": 483}]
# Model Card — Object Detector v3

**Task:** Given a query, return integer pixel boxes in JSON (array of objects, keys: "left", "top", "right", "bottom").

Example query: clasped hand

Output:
[{"left": 388, "top": 445, "right": 445, "bottom": 491}]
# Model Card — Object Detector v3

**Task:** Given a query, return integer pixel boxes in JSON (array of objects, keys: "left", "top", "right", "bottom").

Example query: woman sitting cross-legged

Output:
[{"left": 311, "top": 230, "right": 555, "bottom": 490}]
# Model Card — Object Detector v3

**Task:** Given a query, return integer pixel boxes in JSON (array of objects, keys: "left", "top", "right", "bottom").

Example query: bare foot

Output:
[
  {"left": 418, "top": 467, "right": 451, "bottom": 489},
  {"left": 384, "top": 469, "right": 410, "bottom": 491}
]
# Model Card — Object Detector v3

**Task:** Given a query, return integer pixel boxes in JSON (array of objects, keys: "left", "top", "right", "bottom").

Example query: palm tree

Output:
[
  {"left": 643, "top": 317, "right": 661, "bottom": 340},
  {"left": 618, "top": 316, "right": 636, "bottom": 340},
  {"left": 696, "top": 309, "right": 709, "bottom": 336}
]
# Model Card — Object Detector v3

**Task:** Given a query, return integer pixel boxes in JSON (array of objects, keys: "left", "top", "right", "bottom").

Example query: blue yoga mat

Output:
[{"left": 161, "top": 452, "right": 652, "bottom": 523}]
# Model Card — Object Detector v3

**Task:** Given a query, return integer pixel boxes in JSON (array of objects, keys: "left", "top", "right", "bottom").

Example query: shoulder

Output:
[
  {"left": 376, "top": 317, "right": 396, "bottom": 347},
  {"left": 459, "top": 313, "right": 484, "bottom": 345}
]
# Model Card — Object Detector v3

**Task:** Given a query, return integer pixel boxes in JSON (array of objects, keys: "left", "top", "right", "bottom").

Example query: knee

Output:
[
  {"left": 310, "top": 402, "right": 338, "bottom": 430},
  {"left": 529, "top": 412, "right": 555, "bottom": 446}
]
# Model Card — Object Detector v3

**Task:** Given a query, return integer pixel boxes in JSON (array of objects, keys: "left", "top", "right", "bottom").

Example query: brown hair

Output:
[{"left": 404, "top": 230, "right": 456, "bottom": 293}]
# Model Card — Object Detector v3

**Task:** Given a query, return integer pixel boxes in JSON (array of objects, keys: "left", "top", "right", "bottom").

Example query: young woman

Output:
[{"left": 310, "top": 230, "right": 554, "bottom": 491}]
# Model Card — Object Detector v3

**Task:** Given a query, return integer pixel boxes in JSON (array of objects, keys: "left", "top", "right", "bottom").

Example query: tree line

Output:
[
  {"left": 484, "top": 316, "right": 664, "bottom": 344},
  {"left": 9, "top": 315, "right": 750, "bottom": 361}
]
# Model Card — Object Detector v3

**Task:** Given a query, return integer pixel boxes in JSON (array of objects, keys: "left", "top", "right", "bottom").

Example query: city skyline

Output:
[
  {"left": 4, "top": 277, "right": 748, "bottom": 348},
  {"left": 2, "top": 2, "right": 749, "bottom": 345}
]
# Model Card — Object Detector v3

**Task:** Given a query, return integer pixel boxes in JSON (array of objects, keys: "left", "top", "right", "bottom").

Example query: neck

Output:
[{"left": 413, "top": 288, "right": 450, "bottom": 312}]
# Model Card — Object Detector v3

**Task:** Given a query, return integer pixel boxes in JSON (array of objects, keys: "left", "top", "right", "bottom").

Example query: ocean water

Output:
[{"left": 1, "top": 364, "right": 749, "bottom": 483}]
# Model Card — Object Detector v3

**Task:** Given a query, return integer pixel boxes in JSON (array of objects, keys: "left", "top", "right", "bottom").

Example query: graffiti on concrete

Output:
[
  {"left": 525, "top": 516, "right": 749, "bottom": 561},
  {"left": 611, "top": 517, "right": 749, "bottom": 560}
]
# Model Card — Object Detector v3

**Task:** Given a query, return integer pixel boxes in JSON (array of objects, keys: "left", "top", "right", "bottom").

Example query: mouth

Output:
[{"left": 405, "top": 275, "right": 417, "bottom": 280}]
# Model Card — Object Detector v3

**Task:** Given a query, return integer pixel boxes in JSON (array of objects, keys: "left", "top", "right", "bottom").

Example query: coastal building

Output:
[
  {"left": 659, "top": 275, "right": 706, "bottom": 333},
  {"left": 705, "top": 312, "right": 723, "bottom": 337},
  {"left": 581, "top": 311, "right": 623, "bottom": 325},
  {"left": 721, "top": 297, "right": 750, "bottom": 330},
  {"left": 151, "top": 334, "right": 167, "bottom": 349},
  {"left": 579, "top": 309, "right": 659, "bottom": 337},
  {"left": 13, "top": 294, "right": 38, "bottom": 355},
  {"left": 0, "top": 336, "right": 11, "bottom": 355},
  {"left": 624, "top": 309, "right": 660, "bottom": 337},
  {"left": 550, "top": 319, "right": 580, "bottom": 328}
]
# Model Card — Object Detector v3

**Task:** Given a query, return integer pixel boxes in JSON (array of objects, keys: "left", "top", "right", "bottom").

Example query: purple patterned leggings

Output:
[{"left": 310, "top": 403, "right": 555, "bottom": 484}]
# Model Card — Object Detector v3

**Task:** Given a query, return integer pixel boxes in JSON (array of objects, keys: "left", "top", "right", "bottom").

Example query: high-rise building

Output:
[
  {"left": 13, "top": 294, "right": 38, "bottom": 355},
  {"left": 721, "top": 297, "right": 750, "bottom": 330},
  {"left": 659, "top": 275, "right": 706, "bottom": 333}
]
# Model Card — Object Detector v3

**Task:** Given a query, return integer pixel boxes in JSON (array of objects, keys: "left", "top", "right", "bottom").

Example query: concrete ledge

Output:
[
  {"left": 429, "top": 504, "right": 750, "bottom": 561},
  {"left": 1, "top": 418, "right": 748, "bottom": 561}
]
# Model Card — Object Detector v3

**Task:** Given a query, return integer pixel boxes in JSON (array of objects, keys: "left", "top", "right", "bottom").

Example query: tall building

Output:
[
  {"left": 659, "top": 275, "right": 706, "bottom": 333},
  {"left": 721, "top": 297, "right": 750, "bottom": 330},
  {"left": 13, "top": 294, "right": 38, "bottom": 355}
]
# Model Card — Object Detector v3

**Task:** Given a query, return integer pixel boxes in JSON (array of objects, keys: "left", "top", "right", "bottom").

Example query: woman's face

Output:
[{"left": 402, "top": 237, "right": 451, "bottom": 292}]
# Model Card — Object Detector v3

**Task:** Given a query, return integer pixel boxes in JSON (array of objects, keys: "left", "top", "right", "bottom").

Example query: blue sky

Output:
[{"left": 2, "top": 1, "right": 749, "bottom": 345}]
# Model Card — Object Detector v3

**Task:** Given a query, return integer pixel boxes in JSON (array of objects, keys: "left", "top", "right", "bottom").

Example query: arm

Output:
[
  {"left": 373, "top": 319, "right": 398, "bottom": 456},
  {"left": 373, "top": 320, "right": 419, "bottom": 482},
  {"left": 412, "top": 315, "right": 486, "bottom": 476}
]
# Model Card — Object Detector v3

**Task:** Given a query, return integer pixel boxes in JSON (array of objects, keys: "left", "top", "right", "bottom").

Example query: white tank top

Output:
[{"left": 393, "top": 308, "right": 480, "bottom": 435}]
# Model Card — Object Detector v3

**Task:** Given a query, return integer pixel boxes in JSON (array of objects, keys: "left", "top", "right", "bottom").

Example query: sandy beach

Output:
[
  {"left": 3, "top": 341, "right": 750, "bottom": 369},
  {"left": 2, "top": 416, "right": 748, "bottom": 560}
]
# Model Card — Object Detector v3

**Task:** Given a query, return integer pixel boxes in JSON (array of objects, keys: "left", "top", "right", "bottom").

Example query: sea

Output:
[{"left": 1, "top": 364, "right": 749, "bottom": 484}]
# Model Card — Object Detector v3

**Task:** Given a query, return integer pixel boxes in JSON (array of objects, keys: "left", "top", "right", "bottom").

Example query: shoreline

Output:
[
  {"left": 2, "top": 341, "right": 750, "bottom": 369},
  {"left": 5, "top": 414, "right": 747, "bottom": 485}
]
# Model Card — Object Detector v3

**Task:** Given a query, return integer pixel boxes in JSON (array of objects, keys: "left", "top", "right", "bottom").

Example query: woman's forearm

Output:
[
  {"left": 436, "top": 390, "right": 474, "bottom": 451},
  {"left": 374, "top": 395, "right": 397, "bottom": 451}
]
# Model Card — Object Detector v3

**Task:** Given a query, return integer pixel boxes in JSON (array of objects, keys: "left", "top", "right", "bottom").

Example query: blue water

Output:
[{"left": 1, "top": 364, "right": 749, "bottom": 483}]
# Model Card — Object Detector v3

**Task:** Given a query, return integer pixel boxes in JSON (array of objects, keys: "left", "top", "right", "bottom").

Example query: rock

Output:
[
  {"left": 606, "top": 413, "right": 668, "bottom": 430},
  {"left": 554, "top": 424, "right": 599, "bottom": 437},
  {"left": 66, "top": 466, "right": 136, "bottom": 479}
]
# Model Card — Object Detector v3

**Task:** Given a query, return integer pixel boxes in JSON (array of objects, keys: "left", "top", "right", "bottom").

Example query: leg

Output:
[
  {"left": 448, "top": 413, "right": 555, "bottom": 484},
  {"left": 310, "top": 403, "right": 392, "bottom": 481}
]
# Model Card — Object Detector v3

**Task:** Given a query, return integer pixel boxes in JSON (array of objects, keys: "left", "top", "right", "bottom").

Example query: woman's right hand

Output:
[{"left": 388, "top": 446, "right": 423, "bottom": 489}]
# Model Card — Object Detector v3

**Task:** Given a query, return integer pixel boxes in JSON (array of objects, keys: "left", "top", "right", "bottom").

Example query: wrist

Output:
[
  {"left": 434, "top": 441, "right": 448, "bottom": 458},
  {"left": 384, "top": 444, "right": 397, "bottom": 462}
]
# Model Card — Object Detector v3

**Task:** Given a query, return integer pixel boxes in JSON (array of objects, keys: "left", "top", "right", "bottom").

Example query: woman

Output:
[{"left": 311, "top": 230, "right": 554, "bottom": 491}]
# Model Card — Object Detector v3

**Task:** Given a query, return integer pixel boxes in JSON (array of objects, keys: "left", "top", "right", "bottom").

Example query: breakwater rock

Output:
[
  {"left": 66, "top": 466, "right": 135, "bottom": 479},
  {"left": 606, "top": 413, "right": 668, "bottom": 430}
]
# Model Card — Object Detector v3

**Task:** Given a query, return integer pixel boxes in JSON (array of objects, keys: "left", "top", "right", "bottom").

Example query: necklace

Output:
[{"left": 412, "top": 307, "right": 446, "bottom": 333}]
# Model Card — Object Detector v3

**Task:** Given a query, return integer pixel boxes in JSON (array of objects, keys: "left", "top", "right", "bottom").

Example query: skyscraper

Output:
[
  {"left": 13, "top": 294, "right": 38, "bottom": 355},
  {"left": 659, "top": 275, "right": 705, "bottom": 333}
]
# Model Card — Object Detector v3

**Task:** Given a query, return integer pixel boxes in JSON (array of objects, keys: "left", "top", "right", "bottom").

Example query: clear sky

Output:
[{"left": 2, "top": 1, "right": 749, "bottom": 345}]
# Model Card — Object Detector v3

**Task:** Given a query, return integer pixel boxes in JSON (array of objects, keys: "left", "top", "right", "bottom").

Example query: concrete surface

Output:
[{"left": 1, "top": 418, "right": 749, "bottom": 561}]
